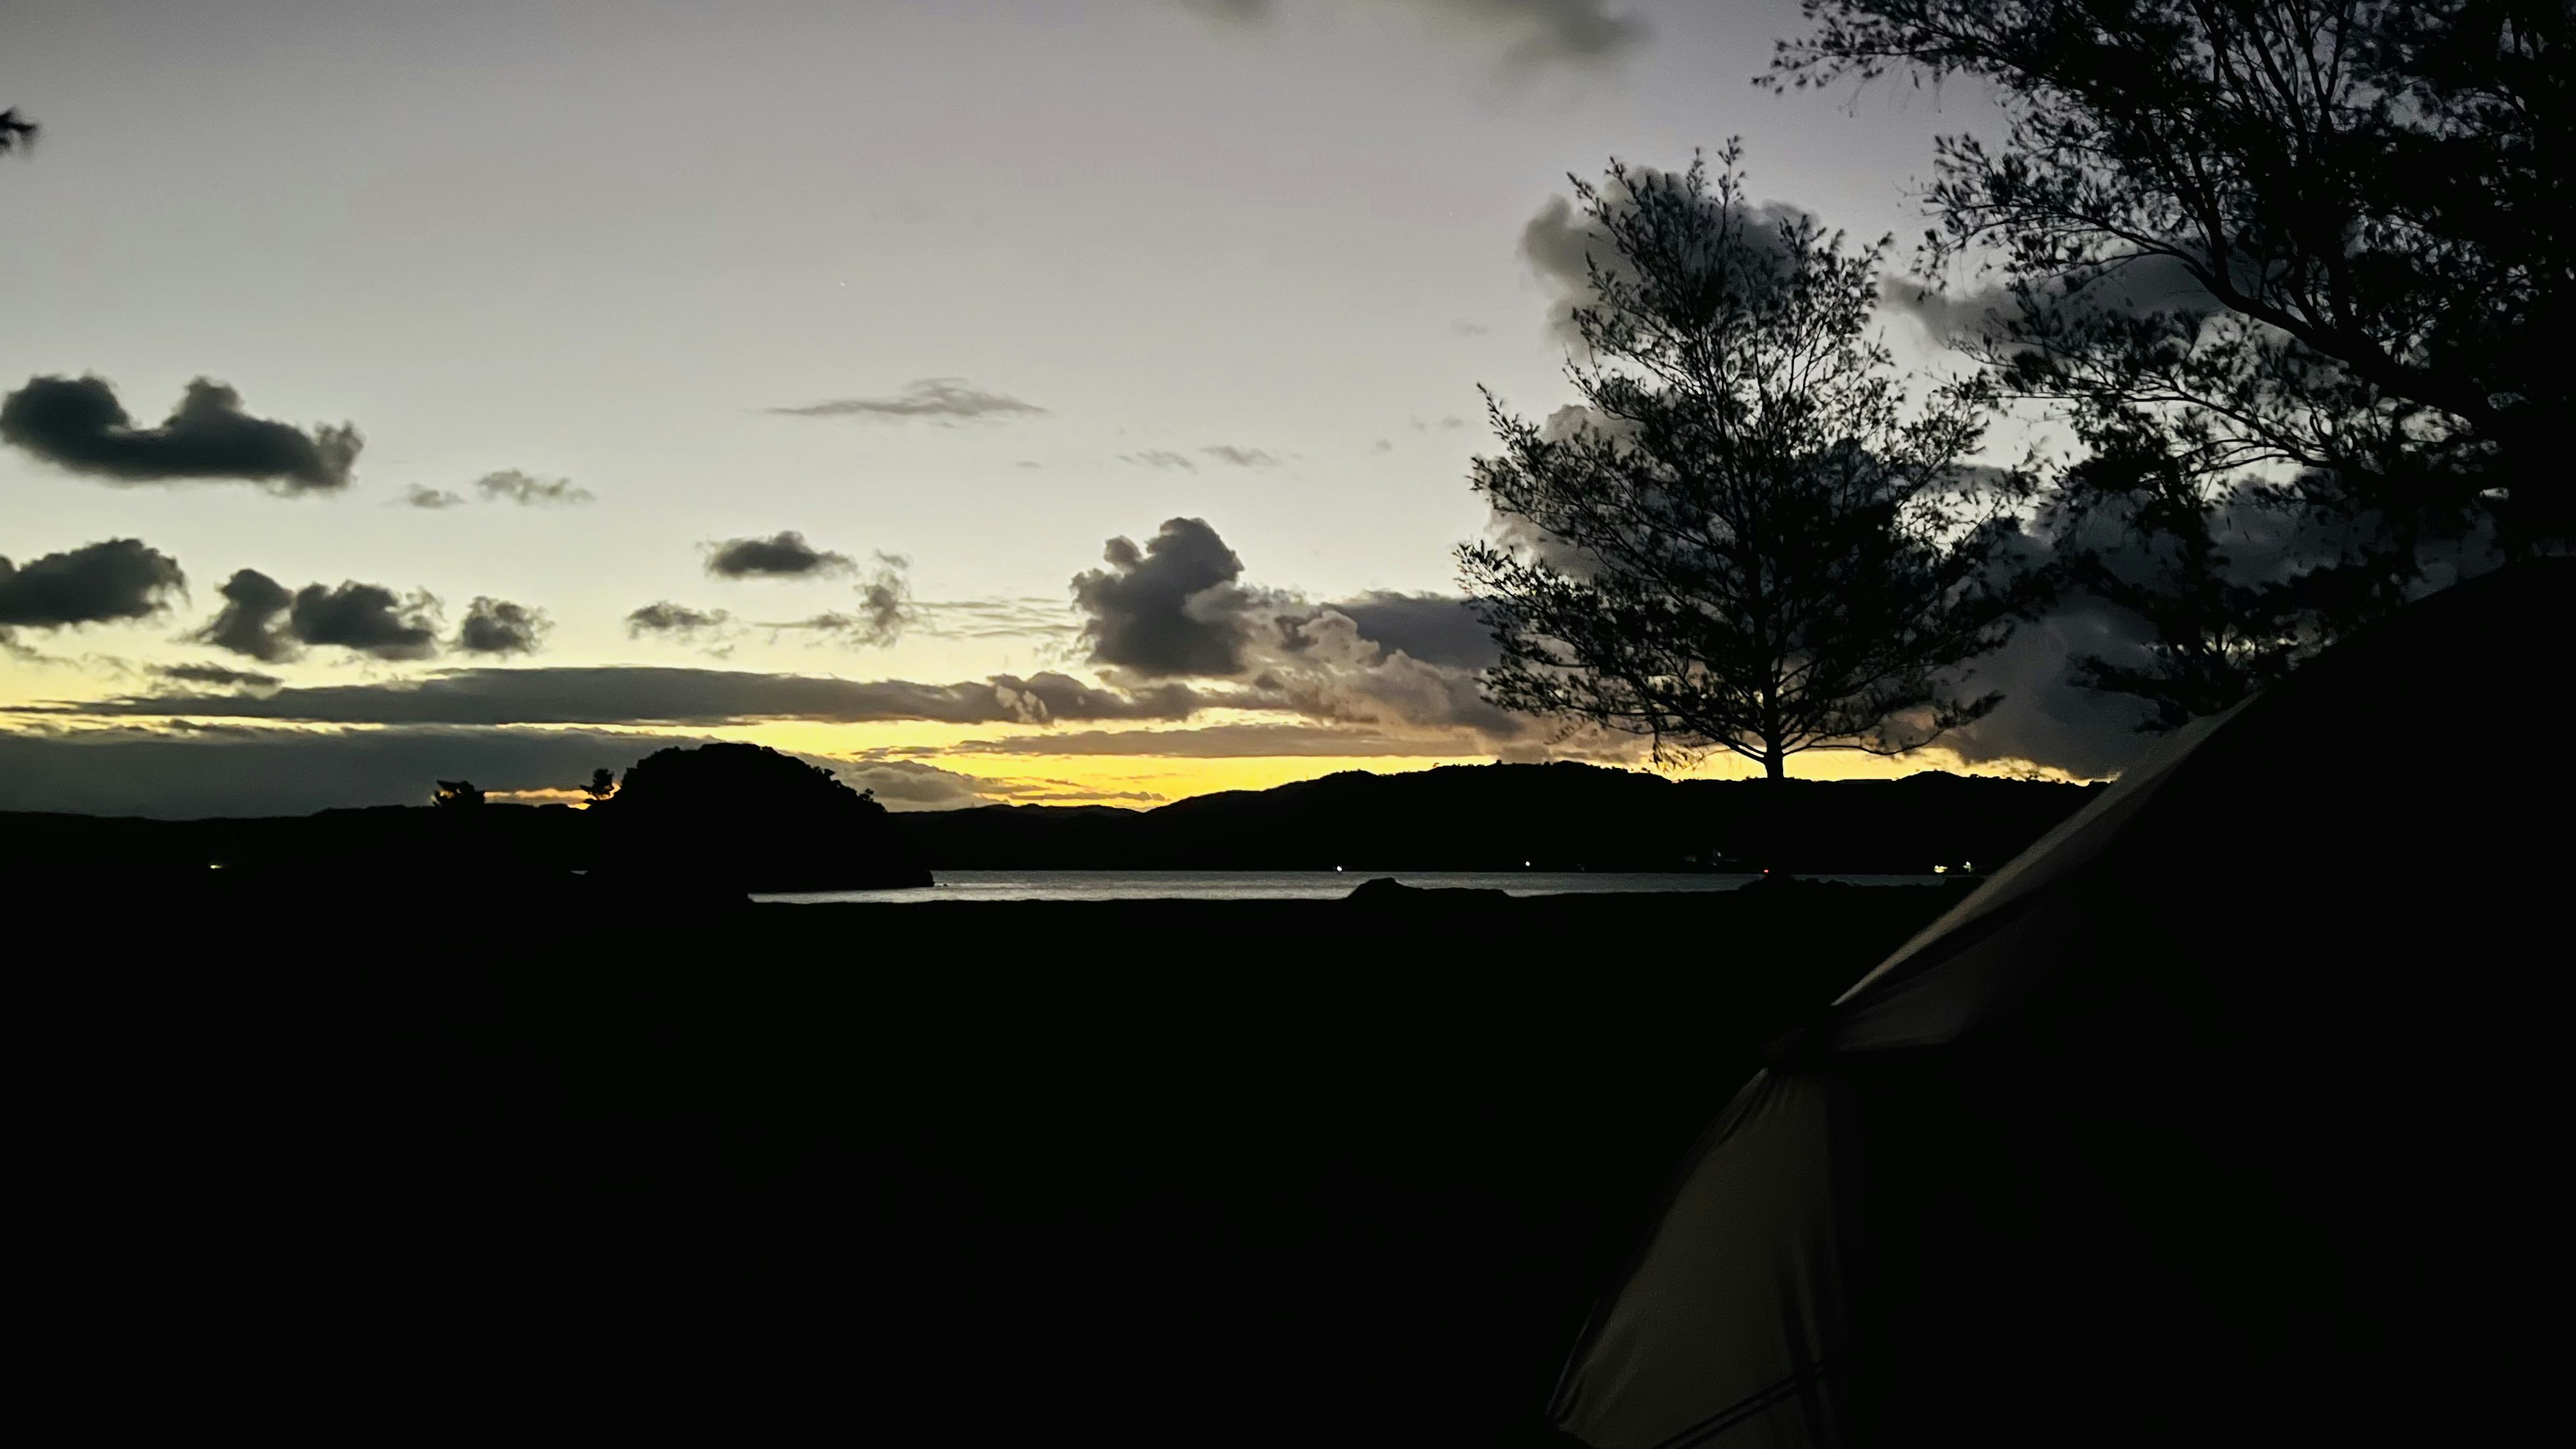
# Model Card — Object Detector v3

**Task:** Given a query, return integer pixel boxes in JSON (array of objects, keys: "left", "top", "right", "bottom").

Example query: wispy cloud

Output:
[{"left": 767, "top": 378, "right": 1046, "bottom": 422}]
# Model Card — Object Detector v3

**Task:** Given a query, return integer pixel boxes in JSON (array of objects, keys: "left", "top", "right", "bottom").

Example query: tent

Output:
[{"left": 1549, "top": 560, "right": 2571, "bottom": 1448}]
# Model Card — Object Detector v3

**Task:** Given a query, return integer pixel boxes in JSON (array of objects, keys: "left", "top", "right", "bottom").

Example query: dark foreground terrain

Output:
[{"left": 19, "top": 878, "right": 1963, "bottom": 1442}]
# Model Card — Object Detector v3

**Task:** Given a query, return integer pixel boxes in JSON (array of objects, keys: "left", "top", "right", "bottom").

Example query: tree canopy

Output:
[
  {"left": 1772, "top": 0, "right": 2569, "bottom": 727},
  {"left": 1460, "top": 149, "right": 2035, "bottom": 779}
]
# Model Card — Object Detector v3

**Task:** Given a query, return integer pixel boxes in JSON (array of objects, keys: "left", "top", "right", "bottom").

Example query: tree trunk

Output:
[{"left": 1762, "top": 743, "right": 1786, "bottom": 781}]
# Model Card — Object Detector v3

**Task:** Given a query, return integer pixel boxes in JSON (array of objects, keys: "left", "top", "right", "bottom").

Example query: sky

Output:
[{"left": 0, "top": 0, "right": 2143, "bottom": 816}]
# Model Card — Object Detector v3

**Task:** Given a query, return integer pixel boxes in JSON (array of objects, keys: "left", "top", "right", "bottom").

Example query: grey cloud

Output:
[
  {"left": 706, "top": 531, "right": 854, "bottom": 579},
  {"left": 1069, "top": 517, "right": 1523, "bottom": 743},
  {"left": 0, "top": 539, "right": 186, "bottom": 630},
  {"left": 625, "top": 601, "right": 733, "bottom": 641},
  {"left": 1073, "top": 517, "right": 1256, "bottom": 678},
  {"left": 912, "top": 596, "right": 1080, "bottom": 643},
  {"left": 402, "top": 484, "right": 467, "bottom": 509},
  {"left": 155, "top": 662, "right": 280, "bottom": 689},
  {"left": 475, "top": 469, "right": 592, "bottom": 506},
  {"left": 1249, "top": 607, "right": 1525, "bottom": 739},
  {"left": 0, "top": 376, "right": 360, "bottom": 491},
  {"left": 1927, "top": 593, "right": 2162, "bottom": 780},
  {"left": 753, "top": 556, "right": 913, "bottom": 649},
  {"left": 0, "top": 722, "right": 710, "bottom": 819},
  {"left": 767, "top": 377, "right": 1046, "bottom": 422},
  {"left": 1881, "top": 253, "right": 2229, "bottom": 346},
  {"left": 1307, "top": 590, "right": 1499, "bottom": 669},
  {"left": 1201, "top": 445, "right": 1281, "bottom": 468},
  {"left": 455, "top": 597, "right": 549, "bottom": 655},
  {"left": 44, "top": 665, "right": 1203, "bottom": 728},
  {"left": 1123, "top": 449, "right": 1198, "bottom": 470},
  {"left": 1181, "top": 0, "right": 1647, "bottom": 66},
  {"left": 822, "top": 757, "right": 996, "bottom": 811},
  {"left": 195, "top": 569, "right": 297, "bottom": 661},
  {"left": 1520, "top": 178, "right": 1814, "bottom": 345},
  {"left": 288, "top": 582, "right": 441, "bottom": 660}
]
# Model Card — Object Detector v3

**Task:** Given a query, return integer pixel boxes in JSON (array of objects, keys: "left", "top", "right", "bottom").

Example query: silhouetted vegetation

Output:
[
  {"left": 1776, "top": 0, "right": 2571, "bottom": 726},
  {"left": 581, "top": 767, "right": 616, "bottom": 807},
  {"left": 431, "top": 778, "right": 485, "bottom": 809},
  {"left": 1461, "top": 148, "right": 2037, "bottom": 779},
  {"left": 592, "top": 741, "right": 926, "bottom": 890}
]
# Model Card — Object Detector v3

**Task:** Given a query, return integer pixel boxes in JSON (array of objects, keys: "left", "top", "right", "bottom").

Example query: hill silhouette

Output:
[
  {"left": 594, "top": 741, "right": 928, "bottom": 891},
  {"left": 0, "top": 761, "right": 2092, "bottom": 883},
  {"left": 898, "top": 762, "right": 2098, "bottom": 873}
]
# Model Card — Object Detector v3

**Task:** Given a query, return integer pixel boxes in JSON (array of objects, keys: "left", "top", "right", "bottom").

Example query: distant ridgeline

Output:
[
  {"left": 899, "top": 763, "right": 2096, "bottom": 873},
  {"left": 1, "top": 759, "right": 2096, "bottom": 882},
  {"left": 3, "top": 742, "right": 932, "bottom": 894}
]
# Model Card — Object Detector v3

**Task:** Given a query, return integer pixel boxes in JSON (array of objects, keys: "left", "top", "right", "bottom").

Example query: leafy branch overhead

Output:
[{"left": 1773, "top": 0, "right": 2570, "bottom": 724}]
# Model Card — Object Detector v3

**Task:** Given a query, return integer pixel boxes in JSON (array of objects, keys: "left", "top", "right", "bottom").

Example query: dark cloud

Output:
[
  {"left": 455, "top": 597, "right": 549, "bottom": 655},
  {"left": 1073, "top": 517, "right": 1256, "bottom": 678},
  {"left": 0, "top": 723, "right": 710, "bottom": 819},
  {"left": 475, "top": 469, "right": 592, "bottom": 506},
  {"left": 1309, "top": 591, "right": 1499, "bottom": 670},
  {"left": 195, "top": 569, "right": 297, "bottom": 662},
  {"left": 1925, "top": 594, "right": 2164, "bottom": 780},
  {"left": 705, "top": 531, "right": 855, "bottom": 579},
  {"left": 0, "top": 376, "right": 360, "bottom": 491},
  {"left": 767, "top": 378, "right": 1046, "bottom": 422},
  {"left": 401, "top": 484, "right": 466, "bottom": 509},
  {"left": 625, "top": 602, "right": 733, "bottom": 641},
  {"left": 288, "top": 582, "right": 441, "bottom": 660},
  {"left": 1181, "top": 0, "right": 1647, "bottom": 66},
  {"left": 1201, "top": 445, "right": 1281, "bottom": 468},
  {"left": 1878, "top": 254, "right": 2228, "bottom": 346},
  {"left": 1122, "top": 449, "right": 1199, "bottom": 470},
  {"left": 44, "top": 666, "right": 1204, "bottom": 728},
  {"left": 155, "top": 662, "right": 280, "bottom": 689},
  {"left": 765, "top": 555, "right": 913, "bottom": 649},
  {"left": 1067, "top": 518, "right": 1523, "bottom": 744},
  {"left": 0, "top": 539, "right": 186, "bottom": 630}
]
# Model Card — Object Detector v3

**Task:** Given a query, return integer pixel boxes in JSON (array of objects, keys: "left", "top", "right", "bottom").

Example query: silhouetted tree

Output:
[
  {"left": 1774, "top": 1, "right": 2571, "bottom": 727},
  {"left": 1458, "top": 148, "right": 2035, "bottom": 780},
  {"left": 433, "top": 779, "right": 486, "bottom": 809},
  {"left": 0, "top": 109, "right": 34, "bottom": 158},
  {"left": 581, "top": 768, "right": 616, "bottom": 807}
]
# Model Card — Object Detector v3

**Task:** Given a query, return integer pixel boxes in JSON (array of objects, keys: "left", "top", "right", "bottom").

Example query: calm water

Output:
[{"left": 755, "top": 869, "right": 1947, "bottom": 904}]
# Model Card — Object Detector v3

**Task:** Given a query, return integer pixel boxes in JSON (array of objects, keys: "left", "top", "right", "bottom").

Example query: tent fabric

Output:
[{"left": 1549, "top": 560, "right": 2573, "bottom": 1448}]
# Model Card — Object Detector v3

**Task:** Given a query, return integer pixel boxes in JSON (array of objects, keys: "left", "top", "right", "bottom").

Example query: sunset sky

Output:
[{"left": 1, "top": 1, "right": 2149, "bottom": 816}]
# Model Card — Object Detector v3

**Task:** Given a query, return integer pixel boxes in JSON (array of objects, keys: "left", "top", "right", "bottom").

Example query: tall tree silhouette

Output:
[
  {"left": 1459, "top": 149, "right": 2034, "bottom": 780},
  {"left": 1775, "top": 0, "right": 2571, "bottom": 724}
]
